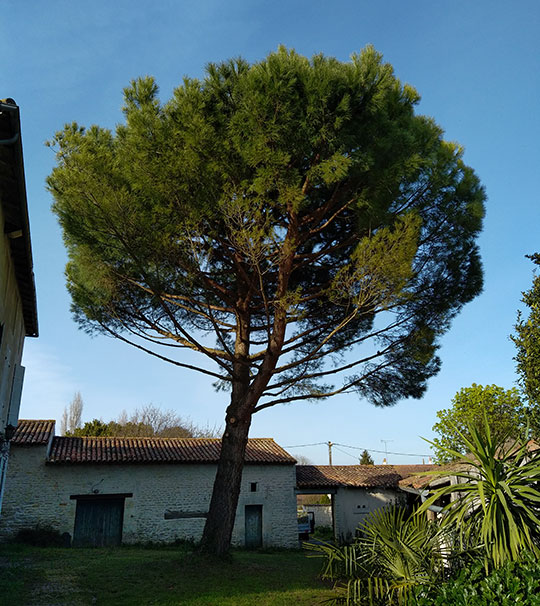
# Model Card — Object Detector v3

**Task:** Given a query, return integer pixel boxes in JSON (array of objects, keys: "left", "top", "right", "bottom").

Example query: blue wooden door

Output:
[
  {"left": 73, "top": 498, "right": 124, "bottom": 547},
  {"left": 245, "top": 505, "right": 262, "bottom": 548}
]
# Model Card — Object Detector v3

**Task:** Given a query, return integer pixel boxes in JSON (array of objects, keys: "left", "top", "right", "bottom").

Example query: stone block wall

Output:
[{"left": 0, "top": 444, "right": 299, "bottom": 548}]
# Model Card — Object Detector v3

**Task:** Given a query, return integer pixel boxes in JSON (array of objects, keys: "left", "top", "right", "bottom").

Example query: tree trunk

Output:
[
  {"left": 199, "top": 305, "right": 252, "bottom": 557},
  {"left": 198, "top": 393, "right": 252, "bottom": 556},
  {"left": 199, "top": 239, "right": 293, "bottom": 556}
]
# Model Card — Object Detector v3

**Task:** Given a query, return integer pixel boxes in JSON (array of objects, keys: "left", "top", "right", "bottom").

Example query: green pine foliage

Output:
[
  {"left": 47, "top": 46, "right": 485, "bottom": 410},
  {"left": 359, "top": 449, "right": 374, "bottom": 465}
]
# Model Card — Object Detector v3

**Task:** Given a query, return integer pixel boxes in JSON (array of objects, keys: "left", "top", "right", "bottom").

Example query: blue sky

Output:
[{"left": 3, "top": 1, "right": 539, "bottom": 465}]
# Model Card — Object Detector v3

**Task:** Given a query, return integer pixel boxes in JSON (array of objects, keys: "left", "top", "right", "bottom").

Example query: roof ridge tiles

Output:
[{"left": 44, "top": 435, "right": 295, "bottom": 465}]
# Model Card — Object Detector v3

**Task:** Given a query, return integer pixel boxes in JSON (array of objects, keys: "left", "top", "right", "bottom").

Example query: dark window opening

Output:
[{"left": 250, "top": 482, "right": 258, "bottom": 492}]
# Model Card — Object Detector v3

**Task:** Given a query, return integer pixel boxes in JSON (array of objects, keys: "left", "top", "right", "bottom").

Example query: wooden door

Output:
[
  {"left": 73, "top": 497, "right": 124, "bottom": 547},
  {"left": 245, "top": 504, "right": 262, "bottom": 548}
]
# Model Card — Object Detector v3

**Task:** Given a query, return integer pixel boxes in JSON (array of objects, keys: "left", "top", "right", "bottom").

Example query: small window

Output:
[{"left": 250, "top": 482, "right": 258, "bottom": 492}]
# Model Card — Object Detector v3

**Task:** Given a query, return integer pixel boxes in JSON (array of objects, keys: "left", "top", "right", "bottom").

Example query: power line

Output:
[
  {"left": 334, "top": 442, "right": 432, "bottom": 458},
  {"left": 284, "top": 442, "right": 328, "bottom": 448},
  {"left": 332, "top": 445, "right": 359, "bottom": 460},
  {"left": 285, "top": 440, "right": 432, "bottom": 458}
]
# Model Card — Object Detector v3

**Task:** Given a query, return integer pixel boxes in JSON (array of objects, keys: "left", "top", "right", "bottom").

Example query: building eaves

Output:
[
  {"left": 11, "top": 419, "right": 55, "bottom": 445},
  {"left": 296, "top": 464, "right": 436, "bottom": 490},
  {"left": 0, "top": 98, "right": 38, "bottom": 337}
]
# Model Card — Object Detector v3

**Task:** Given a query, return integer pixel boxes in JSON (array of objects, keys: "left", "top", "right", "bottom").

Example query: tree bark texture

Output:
[
  {"left": 198, "top": 395, "right": 253, "bottom": 556},
  {"left": 199, "top": 306, "right": 254, "bottom": 556}
]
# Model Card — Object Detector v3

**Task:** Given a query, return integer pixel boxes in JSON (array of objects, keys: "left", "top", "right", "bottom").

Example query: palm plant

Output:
[
  {"left": 419, "top": 419, "right": 540, "bottom": 568},
  {"left": 306, "top": 506, "right": 447, "bottom": 605}
]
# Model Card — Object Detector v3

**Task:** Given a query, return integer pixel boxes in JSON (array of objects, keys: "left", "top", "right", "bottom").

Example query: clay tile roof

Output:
[
  {"left": 11, "top": 420, "right": 55, "bottom": 445},
  {"left": 398, "top": 462, "right": 468, "bottom": 490},
  {"left": 47, "top": 436, "right": 296, "bottom": 465},
  {"left": 399, "top": 442, "right": 540, "bottom": 492},
  {"left": 296, "top": 464, "right": 437, "bottom": 489}
]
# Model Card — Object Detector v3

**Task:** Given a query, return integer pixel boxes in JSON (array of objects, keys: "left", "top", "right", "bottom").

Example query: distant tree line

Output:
[{"left": 61, "top": 394, "right": 218, "bottom": 438}]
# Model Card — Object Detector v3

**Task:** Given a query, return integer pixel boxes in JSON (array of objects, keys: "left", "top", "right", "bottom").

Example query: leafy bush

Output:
[
  {"left": 413, "top": 551, "right": 540, "bottom": 605},
  {"left": 312, "top": 526, "right": 334, "bottom": 542},
  {"left": 420, "top": 418, "right": 540, "bottom": 568},
  {"left": 15, "top": 524, "right": 67, "bottom": 547},
  {"left": 307, "top": 506, "right": 447, "bottom": 605}
]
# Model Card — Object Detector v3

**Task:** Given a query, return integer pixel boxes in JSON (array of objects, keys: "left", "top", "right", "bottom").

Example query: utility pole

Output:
[
  {"left": 381, "top": 439, "right": 393, "bottom": 464},
  {"left": 327, "top": 441, "right": 333, "bottom": 465}
]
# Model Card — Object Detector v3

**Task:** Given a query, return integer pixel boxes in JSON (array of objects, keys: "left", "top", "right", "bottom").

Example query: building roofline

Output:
[{"left": 0, "top": 98, "right": 38, "bottom": 337}]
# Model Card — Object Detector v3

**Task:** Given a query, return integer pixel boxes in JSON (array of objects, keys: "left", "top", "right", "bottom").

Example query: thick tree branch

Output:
[{"left": 98, "top": 322, "right": 231, "bottom": 382}]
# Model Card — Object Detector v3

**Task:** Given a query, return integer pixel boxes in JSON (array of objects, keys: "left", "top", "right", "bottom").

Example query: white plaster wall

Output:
[
  {"left": 304, "top": 504, "right": 332, "bottom": 528},
  {"left": 333, "top": 487, "right": 404, "bottom": 543},
  {"left": 0, "top": 445, "right": 299, "bottom": 548}
]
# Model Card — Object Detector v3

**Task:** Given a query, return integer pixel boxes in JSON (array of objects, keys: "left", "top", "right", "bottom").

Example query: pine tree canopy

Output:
[
  {"left": 47, "top": 46, "right": 485, "bottom": 411},
  {"left": 359, "top": 449, "right": 374, "bottom": 465}
]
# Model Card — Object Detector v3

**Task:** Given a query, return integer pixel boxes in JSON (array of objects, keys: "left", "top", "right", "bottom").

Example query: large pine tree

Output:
[{"left": 47, "top": 46, "right": 485, "bottom": 555}]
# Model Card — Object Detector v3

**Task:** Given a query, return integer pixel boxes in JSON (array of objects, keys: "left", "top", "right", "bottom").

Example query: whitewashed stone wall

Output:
[
  {"left": 304, "top": 503, "right": 332, "bottom": 528},
  {"left": 0, "top": 444, "right": 299, "bottom": 548},
  {"left": 333, "top": 487, "right": 404, "bottom": 543}
]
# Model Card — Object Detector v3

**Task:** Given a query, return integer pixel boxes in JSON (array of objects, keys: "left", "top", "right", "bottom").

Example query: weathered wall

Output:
[
  {"left": 0, "top": 204, "right": 26, "bottom": 512},
  {"left": 0, "top": 445, "right": 299, "bottom": 548},
  {"left": 333, "top": 486, "right": 403, "bottom": 543},
  {"left": 0, "top": 204, "right": 25, "bottom": 435}
]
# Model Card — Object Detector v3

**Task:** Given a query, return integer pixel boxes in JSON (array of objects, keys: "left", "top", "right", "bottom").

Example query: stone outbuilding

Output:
[
  {"left": 296, "top": 464, "right": 435, "bottom": 543},
  {"left": 0, "top": 420, "right": 299, "bottom": 548}
]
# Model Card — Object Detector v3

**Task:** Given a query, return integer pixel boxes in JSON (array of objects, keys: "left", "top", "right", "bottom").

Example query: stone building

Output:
[
  {"left": 0, "top": 420, "right": 299, "bottom": 548},
  {"left": 296, "top": 464, "right": 435, "bottom": 543},
  {"left": 0, "top": 100, "right": 38, "bottom": 513}
]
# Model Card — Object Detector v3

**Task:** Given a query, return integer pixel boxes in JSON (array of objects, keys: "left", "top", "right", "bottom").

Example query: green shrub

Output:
[
  {"left": 413, "top": 551, "right": 540, "bottom": 605},
  {"left": 307, "top": 506, "right": 447, "bottom": 605},
  {"left": 312, "top": 526, "right": 334, "bottom": 542},
  {"left": 419, "top": 418, "right": 540, "bottom": 568}
]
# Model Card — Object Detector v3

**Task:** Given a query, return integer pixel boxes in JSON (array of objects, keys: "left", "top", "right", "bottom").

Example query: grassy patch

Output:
[
  {"left": 0, "top": 543, "right": 333, "bottom": 605},
  {"left": 0, "top": 544, "right": 43, "bottom": 606}
]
